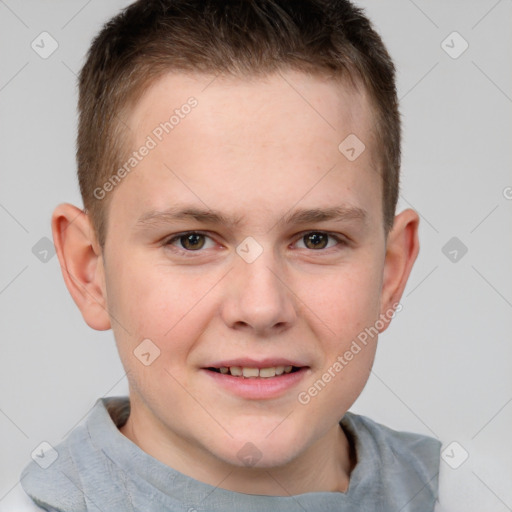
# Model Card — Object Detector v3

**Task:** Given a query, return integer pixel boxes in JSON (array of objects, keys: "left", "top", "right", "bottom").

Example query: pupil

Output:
[
  {"left": 305, "top": 232, "right": 327, "bottom": 249},
  {"left": 182, "top": 233, "right": 204, "bottom": 250}
]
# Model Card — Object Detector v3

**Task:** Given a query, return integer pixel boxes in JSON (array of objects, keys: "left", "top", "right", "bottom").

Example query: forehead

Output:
[
  {"left": 112, "top": 70, "right": 382, "bottom": 231},
  {"left": 127, "top": 70, "right": 375, "bottom": 154}
]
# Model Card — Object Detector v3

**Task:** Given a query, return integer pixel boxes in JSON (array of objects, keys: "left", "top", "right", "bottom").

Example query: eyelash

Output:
[{"left": 163, "top": 230, "right": 348, "bottom": 256}]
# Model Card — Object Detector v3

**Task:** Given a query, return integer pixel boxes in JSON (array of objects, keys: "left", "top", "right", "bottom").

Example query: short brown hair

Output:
[{"left": 77, "top": 0, "right": 400, "bottom": 247}]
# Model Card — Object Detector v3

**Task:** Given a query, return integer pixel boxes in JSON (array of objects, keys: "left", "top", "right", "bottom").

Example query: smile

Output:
[
  {"left": 207, "top": 365, "right": 301, "bottom": 378},
  {"left": 202, "top": 362, "right": 309, "bottom": 400}
]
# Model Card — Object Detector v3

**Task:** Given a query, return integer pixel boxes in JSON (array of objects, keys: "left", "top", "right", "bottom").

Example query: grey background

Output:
[{"left": 1, "top": 0, "right": 511, "bottom": 508}]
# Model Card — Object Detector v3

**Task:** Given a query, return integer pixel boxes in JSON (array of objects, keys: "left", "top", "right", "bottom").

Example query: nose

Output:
[{"left": 220, "top": 246, "right": 297, "bottom": 335}]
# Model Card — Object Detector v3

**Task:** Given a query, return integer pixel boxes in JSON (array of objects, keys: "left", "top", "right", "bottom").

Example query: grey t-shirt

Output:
[{"left": 21, "top": 397, "right": 441, "bottom": 511}]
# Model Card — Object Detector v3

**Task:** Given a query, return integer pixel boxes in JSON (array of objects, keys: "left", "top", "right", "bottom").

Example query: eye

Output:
[
  {"left": 165, "top": 232, "right": 216, "bottom": 252},
  {"left": 295, "top": 231, "right": 345, "bottom": 251}
]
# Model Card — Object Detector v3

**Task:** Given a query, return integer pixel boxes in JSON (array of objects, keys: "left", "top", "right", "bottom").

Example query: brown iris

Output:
[
  {"left": 303, "top": 232, "right": 329, "bottom": 250},
  {"left": 179, "top": 233, "right": 206, "bottom": 250}
]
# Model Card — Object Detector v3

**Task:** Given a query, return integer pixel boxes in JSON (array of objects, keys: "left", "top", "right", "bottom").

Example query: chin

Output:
[
  {"left": 209, "top": 422, "right": 307, "bottom": 469},
  {"left": 216, "top": 443, "right": 301, "bottom": 470}
]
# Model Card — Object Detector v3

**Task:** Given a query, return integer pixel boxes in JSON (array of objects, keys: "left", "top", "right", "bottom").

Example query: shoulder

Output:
[
  {"left": 342, "top": 411, "right": 442, "bottom": 466},
  {"left": 18, "top": 408, "right": 94, "bottom": 511},
  {"left": 18, "top": 432, "right": 87, "bottom": 512},
  {"left": 0, "top": 484, "right": 47, "bottom": 512},
  {"left": 18, "top": 397, "right": 130, "bottom": 512},
  {"left": 341, "top": 412, "right": 441, "bottom": 508}
]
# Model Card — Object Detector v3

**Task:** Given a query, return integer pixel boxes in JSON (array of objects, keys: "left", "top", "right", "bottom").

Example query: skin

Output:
[{"left": 52, "top": 70, "right": 419, "bottom": 496}]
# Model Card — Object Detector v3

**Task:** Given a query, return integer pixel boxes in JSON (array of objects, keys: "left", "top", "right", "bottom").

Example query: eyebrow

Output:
[{"left": 135, "top": 204, "right": 367, "bottom": 229}]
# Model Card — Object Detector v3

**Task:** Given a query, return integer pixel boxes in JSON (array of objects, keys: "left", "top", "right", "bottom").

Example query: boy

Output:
[{"left": 16, "top": 0, "right": 442, "bottom": 510}]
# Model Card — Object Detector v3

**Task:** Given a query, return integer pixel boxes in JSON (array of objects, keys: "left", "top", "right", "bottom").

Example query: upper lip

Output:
[{"left": 204, "top": 358, "right": 308, "bottom": 369}]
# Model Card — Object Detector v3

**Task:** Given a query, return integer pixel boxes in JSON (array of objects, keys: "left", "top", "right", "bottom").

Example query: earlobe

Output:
[
  {"left": 51, "top": 203, "right": 111, "bottom": 331},
  {"left": 379, "top": 208, "right": 420, "bottom": 332}
]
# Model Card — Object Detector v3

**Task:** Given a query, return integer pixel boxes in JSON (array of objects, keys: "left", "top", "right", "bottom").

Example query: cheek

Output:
[
  {"left": 303, "top": 261, "right": 383, "bottom": 344},
  {"left": 296, "top": 269, "right": 382, "bottom": 420},
  {"left": 106, "top": 256, "right": 222, "bottom": 360}
]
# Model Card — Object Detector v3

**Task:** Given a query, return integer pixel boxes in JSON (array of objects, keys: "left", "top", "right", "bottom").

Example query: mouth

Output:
[
  {"left": 201, "top": 360, "right": 309, "bottom": 399},
  {"left": 205, "top": 365, "right": 303, "bottom": 378}
]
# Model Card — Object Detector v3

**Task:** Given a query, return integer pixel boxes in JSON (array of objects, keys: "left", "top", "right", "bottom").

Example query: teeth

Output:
[
  {"left": 242, "top": 367, "right": 259, "bottom": 378},
  {"left": 259, "top": 367, "right": 276, "bottom": 378},
  {"left": 216, "top": 365, "right": 298, "bottom": 378}
]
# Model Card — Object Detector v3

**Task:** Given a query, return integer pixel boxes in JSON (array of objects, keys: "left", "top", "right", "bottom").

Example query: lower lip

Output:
[{"left": 201, "top": 368, "right": 309, "bottom": 400}]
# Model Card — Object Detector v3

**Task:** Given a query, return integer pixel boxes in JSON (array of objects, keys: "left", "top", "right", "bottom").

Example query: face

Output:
[{"left": 97, "top": 70, "right": 394, "bottom": 481}]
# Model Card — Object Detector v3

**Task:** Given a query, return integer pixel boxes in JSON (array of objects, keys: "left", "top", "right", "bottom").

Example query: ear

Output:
[
  {"left": 378, "top": 208, "right": 420, "bottom": 332},
  {"left": 51, "top": 203, "right": 111, "bottom": 331}
]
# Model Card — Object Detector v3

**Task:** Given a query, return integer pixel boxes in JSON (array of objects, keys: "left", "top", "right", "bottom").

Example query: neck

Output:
[{"left": 119, "top": 399, "right": 354, "bottom": 496}]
